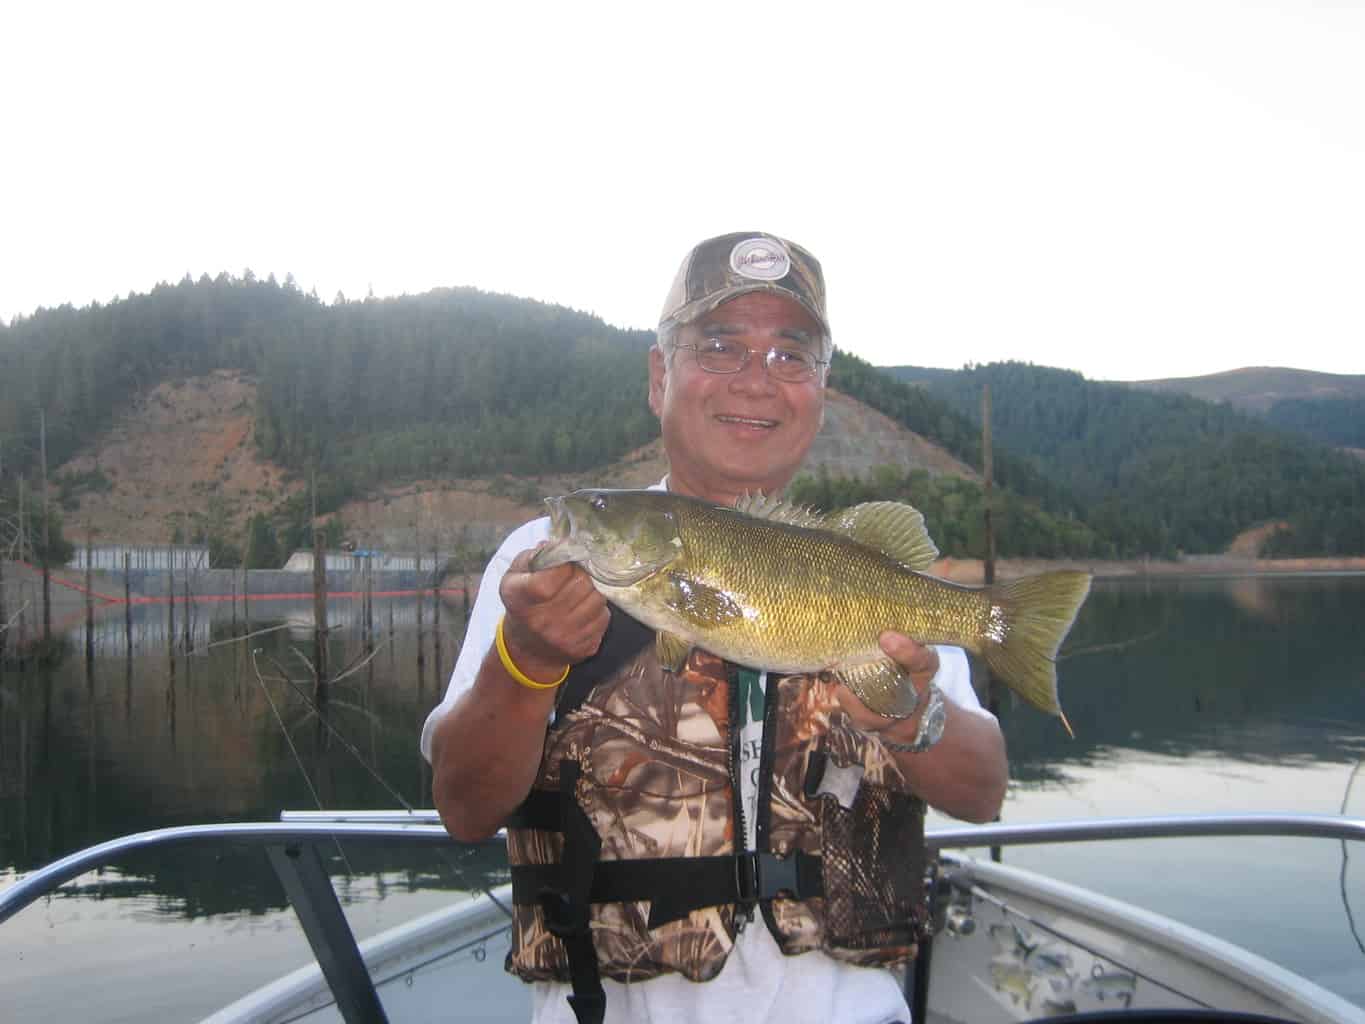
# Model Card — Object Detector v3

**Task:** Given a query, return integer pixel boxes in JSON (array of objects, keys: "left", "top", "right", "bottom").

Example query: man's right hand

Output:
[
  {"left": 497, "top": 545, "right": 611, "bottom": 684},
  {"left": 431, "top": 546, "right": 610, "bottom": 842}
]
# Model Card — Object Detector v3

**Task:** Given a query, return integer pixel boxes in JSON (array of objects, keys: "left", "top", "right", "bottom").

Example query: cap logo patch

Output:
[{"left": 729, "top": 237, "right": 791, "bottom": 282}]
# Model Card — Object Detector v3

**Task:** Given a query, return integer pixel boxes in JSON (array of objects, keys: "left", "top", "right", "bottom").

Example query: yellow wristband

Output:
[{"left": 495, "top": 615, "right": 570, "bottom": 690}]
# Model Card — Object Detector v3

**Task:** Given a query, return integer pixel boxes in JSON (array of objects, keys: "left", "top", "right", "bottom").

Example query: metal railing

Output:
[{"left": 2, "top": 813, "right": 1361, "bottom": 1024}]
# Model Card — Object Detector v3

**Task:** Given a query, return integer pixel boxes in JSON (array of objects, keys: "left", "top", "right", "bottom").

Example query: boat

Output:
[{"left": 2, "top": 812, "right": 1362, "bottom": 1023}]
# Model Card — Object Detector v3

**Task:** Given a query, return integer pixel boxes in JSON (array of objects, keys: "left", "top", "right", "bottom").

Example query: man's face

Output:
[{"left": 648, "top": 291, "right": 827, "bottom": 505}]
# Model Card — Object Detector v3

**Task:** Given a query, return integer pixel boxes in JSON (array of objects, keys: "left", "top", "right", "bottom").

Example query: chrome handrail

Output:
[
  {"left": 6, "top": 812, "right": 1359, "bottom": 925},
  {"left": 926, "top": 812, "right": 1365, "bottom": 851},
  {"left": 0, "top": 821, "right": 496, "bottom": 926},
  {"left": 281, "top": 809, "right": 445, "bottom": 825}
]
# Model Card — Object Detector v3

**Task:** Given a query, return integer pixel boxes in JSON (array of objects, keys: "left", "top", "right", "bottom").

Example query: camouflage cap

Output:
[{"left": 658, "top": 231, "right": 829, "bottom": 338}]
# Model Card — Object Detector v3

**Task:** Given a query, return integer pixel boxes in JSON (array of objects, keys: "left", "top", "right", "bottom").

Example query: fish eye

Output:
[{"left": 590, "top": 495, "right": 608, "bottom": 511}]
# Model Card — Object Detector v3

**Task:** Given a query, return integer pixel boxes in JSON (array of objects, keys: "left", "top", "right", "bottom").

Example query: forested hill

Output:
[
  {"left": 2, "top": 274, "right": 1140, "bottom": 564},
  {"left": 2, "top": 274, "right": 1357, "bottom": 562},
  {"left": 885, "top": 362, "right": 1365, "bottom": 556},
  {"left": 0, "top": 274, "right": 659, "bottom": 507},
  {"left": 1122, "top": 366, "right": 1365, "bottom": 450}
]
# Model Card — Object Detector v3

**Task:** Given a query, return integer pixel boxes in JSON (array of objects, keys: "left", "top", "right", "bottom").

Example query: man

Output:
[{"left": 422, "top": 232, "right": 1007, "bottom": 1024}]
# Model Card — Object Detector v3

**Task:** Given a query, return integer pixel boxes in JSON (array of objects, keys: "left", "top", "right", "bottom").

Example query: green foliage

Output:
[
  {"left": 322, "top": 517, "right": 346, "bottom": 549},
  {"left": 1264, "top": 396, "right": 1365, "bottom": 448},
  {"left": 885, "top": 361, "right": 1365, "bottom": 556},
  {"left": 830, "top": 351, "right": 1088, "bottom": 523},
  {"left": 245, "top": 287, "right": 657, "bottom": 504},
  {"left": 55, "top": 467, "right": 113, "bottom": 510},
  {"left": 789, "top": 465, "right": 1110, "bottom": 559},
  {"left": 0, "top": 480, "right": 73, "bottom": 564},
  {"left": 243, "top": 512, "right": 282, "bottom": 569}
]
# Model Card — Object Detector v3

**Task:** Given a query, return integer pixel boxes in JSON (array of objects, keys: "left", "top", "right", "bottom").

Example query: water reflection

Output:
[
  {"left": 998, "top": 575, "right": 1365, "bottom": 784},
  {"left": 2, "top": 577, "right": 1364, "bottom": 900},
  {"left": 0, "top": 594, "right": 460, "bottom": 883}
]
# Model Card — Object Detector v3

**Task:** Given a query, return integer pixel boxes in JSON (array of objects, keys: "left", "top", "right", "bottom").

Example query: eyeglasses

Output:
[{"left": 674, "top": 337, "right": 828, "bottom": 383}]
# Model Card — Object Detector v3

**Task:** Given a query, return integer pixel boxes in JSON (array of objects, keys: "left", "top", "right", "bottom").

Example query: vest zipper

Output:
[
  {"left": 727, "top": 663, "right": 753, "bottom": 931},
  {"left": 754, "top": 670, "right": 784, "bottom": 940}
]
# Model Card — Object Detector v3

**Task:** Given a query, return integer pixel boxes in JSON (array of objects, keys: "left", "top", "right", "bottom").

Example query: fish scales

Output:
[{"left": 640, "top": 499, "right": 990, "bottom": 672}]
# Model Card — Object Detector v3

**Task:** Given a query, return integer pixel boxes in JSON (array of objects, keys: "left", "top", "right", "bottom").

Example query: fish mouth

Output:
[
  {"left": 528, "top": 496, "right": 579, "bottom": 572},
  {"left": 545, "top": 495, "right": 570, "bottom": 538}
]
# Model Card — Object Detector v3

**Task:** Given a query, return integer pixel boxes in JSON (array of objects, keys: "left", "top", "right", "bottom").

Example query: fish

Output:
[{"left": 529, "top": 489, "right": 1092, "bottom": 731}]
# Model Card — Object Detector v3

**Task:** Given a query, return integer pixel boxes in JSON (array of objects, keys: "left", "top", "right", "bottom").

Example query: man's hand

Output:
[
  {"left": 498, "top": 545, "right": 611, "bottom": 683},
  {"left": 833, "top": 631, "right": 1008, "bottom": 823},
  {"left": 833, "top": 630, "right": 938, "bottom": 734},
  {"left": 431, "top": 545, "right": 610, "bottom": 842}
]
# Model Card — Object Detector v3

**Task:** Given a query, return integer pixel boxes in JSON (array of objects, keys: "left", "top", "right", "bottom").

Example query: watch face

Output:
[
  {"left": 920, "top": 696, "right": 947, "bottom": 748},
  {"left": 911, "top": 686, "right": 947, "bottom": 751}
]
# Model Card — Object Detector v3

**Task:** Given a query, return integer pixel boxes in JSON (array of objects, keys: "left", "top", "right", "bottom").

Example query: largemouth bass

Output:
[{"left": 529, "top": 489, "right": 1091, "bottom": 732}]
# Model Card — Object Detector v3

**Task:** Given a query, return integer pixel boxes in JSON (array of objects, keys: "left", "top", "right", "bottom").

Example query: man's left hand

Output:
[{"left": 833, "top": 631, "right": 938, "bottom": 735}]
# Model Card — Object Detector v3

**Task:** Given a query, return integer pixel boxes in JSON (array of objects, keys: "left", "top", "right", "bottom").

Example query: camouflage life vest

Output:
[{"left": 504, "top": 611, "right": 931, "bottom": 1020}]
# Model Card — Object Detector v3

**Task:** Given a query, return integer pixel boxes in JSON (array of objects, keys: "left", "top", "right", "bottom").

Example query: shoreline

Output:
[{"left": 931, "top": 555, "right": 1365, "bottom": 585}]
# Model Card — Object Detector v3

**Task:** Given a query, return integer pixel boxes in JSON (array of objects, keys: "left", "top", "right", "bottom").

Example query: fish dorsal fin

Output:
[
  {"left": 733, "top": 491, "right": 826, "bottom": 529},
  {"left": 818, "top": 501, "right": 939, "bottom": 571}
]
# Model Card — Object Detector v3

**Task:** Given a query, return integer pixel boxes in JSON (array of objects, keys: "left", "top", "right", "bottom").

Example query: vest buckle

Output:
[
  {"left": 735, "top": 852, "right": 800, "bottom": 904},
  {"left": 538, "top": 887, "right": 588, "bottom": 939}
]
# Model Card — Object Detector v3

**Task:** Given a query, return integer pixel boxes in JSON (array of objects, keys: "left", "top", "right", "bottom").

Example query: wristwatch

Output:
[{"left": 879, "top": 683, "right": 946, "bottom": 753}]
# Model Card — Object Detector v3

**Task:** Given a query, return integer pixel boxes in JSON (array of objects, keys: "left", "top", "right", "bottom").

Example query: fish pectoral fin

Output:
[
  {"left": 655, "top": 631, "right": 691, "bottom": 672},
  {"left": 819, "top": 502, "right": 939, "bottom": 571},
  {"left": 832, "top": 656, "right": 922, "bottom": 719},
  {"left": 660, "top": 572, "right": 745, "bottom": 628}
]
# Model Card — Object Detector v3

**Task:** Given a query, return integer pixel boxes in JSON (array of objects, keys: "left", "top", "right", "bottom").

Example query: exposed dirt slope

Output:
[{"left": 58, "top": 370, "right": 300, "bottom": 544}]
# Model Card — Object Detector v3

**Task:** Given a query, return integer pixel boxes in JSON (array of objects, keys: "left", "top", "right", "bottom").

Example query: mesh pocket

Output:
[{"left": 818, "top": 780, "right": 928, "bottom": 950}]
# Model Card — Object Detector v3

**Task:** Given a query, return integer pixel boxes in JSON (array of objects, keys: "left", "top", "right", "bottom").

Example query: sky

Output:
[{"left": 3, "top": 1, "right": 1363, "bottom": 382}]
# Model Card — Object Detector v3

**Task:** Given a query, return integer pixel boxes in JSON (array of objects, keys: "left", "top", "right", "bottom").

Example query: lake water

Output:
[{"left": 1, "top": 575, "right": 1363, "bottom": 1020}]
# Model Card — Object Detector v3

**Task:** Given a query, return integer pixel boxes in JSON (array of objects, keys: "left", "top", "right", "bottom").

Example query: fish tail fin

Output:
[{"left": 980, "top": 571, "right": 1092, "bottom": 727}]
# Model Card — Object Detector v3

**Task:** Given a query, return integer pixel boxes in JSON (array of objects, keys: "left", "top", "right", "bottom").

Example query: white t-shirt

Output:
[{"left": 420, "top": 487, "right": 993, "bottom": 1024}]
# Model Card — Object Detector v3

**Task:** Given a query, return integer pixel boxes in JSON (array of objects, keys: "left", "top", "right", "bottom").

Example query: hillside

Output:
[
  {"left": 50, "top": 370, "right": 977, "bottom": 555},
  {"left": 1120, "top": 366, "right": 1365, "bottom": 413},
  {"left": 884, "top": 361, "right": 1365, "bottom": 557},
  {"left": 1120, "top": 366, "right": 1365, "bottom": 452},
  {"left": 5, "top": 275, "right": 1360, "bottom": 564}
]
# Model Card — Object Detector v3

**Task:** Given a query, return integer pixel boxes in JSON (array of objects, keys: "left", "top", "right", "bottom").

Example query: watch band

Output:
[{"left": 878, "top": 683, "right": 946, "bottom": 753}]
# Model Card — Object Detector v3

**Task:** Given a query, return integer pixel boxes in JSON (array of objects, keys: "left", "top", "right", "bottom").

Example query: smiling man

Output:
[{"left": 423, "top": 232, "right": 1007, "bottom": 1024}]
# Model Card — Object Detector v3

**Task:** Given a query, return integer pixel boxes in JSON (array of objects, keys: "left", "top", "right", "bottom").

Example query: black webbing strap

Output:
[
  {"left": 536, "top": 763, "right": 604, "bottom": 1024},
  {"left": 552, "top": 608, "right": 654, "bottom": 727},
  {"left": 504, "top": 787, "right": 560, "bottom": 831},
  {"left": 512, "top": 850, "right": 825, "bottom": 930}
]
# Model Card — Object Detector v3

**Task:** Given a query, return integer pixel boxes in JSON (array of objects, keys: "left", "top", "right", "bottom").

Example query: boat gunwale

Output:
[
  {"left": 939, "top": 852, "right": 1365, "bottom": 1024},
  {"left": 4, "top": 812, "right": 1361, "bottom": 926}
]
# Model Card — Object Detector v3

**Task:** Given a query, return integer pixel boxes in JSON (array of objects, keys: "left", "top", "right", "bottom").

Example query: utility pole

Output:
[
  {"left": 0, "top": 453, "right": 6, "bottom": 660},
  {"left": 414, "top": 490, "right": 424, "bottom": 670},
  {"left": 982, "top": 383, "right": 996, "bottom": 587},
  {"left": 310, "top": 464, "right": 327, "bottom": 703},
  {"left": 982, "top": 382, "right": 1002, "bottom": 861},
  {"left": 312, "top": 528, "right": 328, "bottom": 702},
  {"left": 0, "top": 450, "right": 6, "bottom": 660},
  {"left": 40, "top": 409, "right": 51, "bottom": 643}
]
